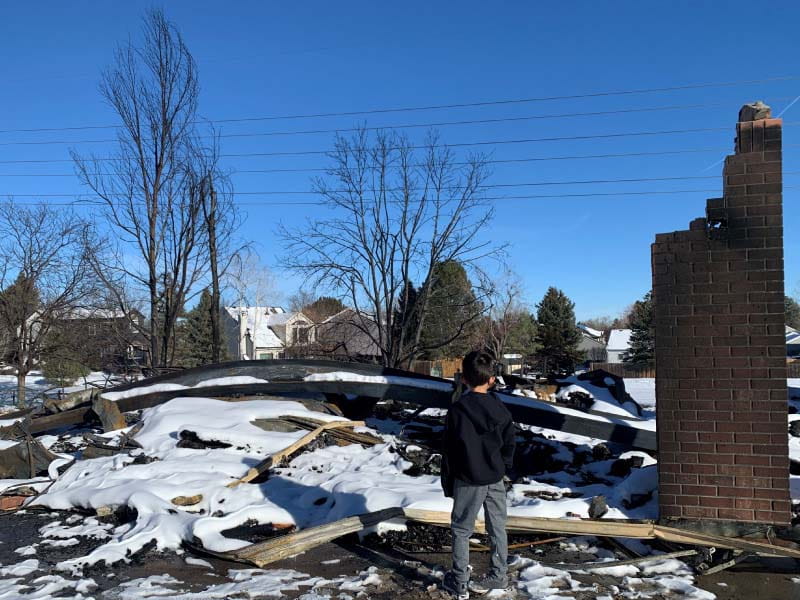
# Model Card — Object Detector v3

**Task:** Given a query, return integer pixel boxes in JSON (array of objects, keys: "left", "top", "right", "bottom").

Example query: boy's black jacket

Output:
[{"left": 443, "top": 391, "right": 516, "bottom": 486}]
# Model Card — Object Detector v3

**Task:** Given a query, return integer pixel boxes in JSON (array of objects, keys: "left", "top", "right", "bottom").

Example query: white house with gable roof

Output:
[{"left": 222, "top": 306, "right": 316, "bottom": 360}]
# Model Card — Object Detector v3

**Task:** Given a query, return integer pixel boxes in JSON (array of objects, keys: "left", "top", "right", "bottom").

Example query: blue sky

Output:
[{"left": 1, "top": 1, "right": 798, "bottom": 320}]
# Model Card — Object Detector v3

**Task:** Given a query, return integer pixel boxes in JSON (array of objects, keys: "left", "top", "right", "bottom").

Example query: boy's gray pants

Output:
[{"left": 450, "top": 478, "right": 508, "bottom": 585}]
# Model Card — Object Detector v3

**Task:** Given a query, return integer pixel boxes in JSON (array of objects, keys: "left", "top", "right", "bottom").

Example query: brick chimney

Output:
[{"left": 651, "top": 102, "right": 789, "bottom": 529}]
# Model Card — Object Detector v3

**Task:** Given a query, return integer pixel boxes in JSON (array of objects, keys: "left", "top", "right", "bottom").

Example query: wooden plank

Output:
[
  {"left": 226, "top": 420, "right": 366, "bottom": 488},
  {"left": 27, "top": 407, "right": 93, "bottom": 435},
  {"left": 92, "top": 396, "right": 127, "bottom": 432},
  {"left": 228, "top": 507, "right": 404, "bottom": 566},
  {"left": 403, "top": 508, "right": 657, "bottom": 539},
  {"left": 403, "top": 508, "right": 800, "bottom": 559}
]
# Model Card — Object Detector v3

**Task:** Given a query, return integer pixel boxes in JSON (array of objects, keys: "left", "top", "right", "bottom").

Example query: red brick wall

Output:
[{"left": 651, "top": 110, "right": 789, "bottom": 525}]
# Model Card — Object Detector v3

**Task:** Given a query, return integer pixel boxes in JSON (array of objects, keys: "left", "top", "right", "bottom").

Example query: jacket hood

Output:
[{"left": 456, "top": 392, "right": 508, "bottom": 435}]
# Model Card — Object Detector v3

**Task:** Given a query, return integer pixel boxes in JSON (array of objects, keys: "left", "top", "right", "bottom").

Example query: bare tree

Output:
[
  {"left": 0, "top": 203, "right": 97, "bottom": 407},
  {"left": 480, "top": 272, "right": 528, "bottom": 360},
  {"left": 186, "top": 133, "right": 245, "bottom": 363},
  {"left": 73, "top": 8, "right": 206, "bottom": 369},
  {"left": 280, "top": 128, "right": 503, "bottom": 368}
]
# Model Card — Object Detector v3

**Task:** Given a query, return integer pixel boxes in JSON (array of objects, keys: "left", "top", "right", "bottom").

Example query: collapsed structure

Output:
[{"left": 652, "top": 102, "right": 789, "bottom": 528}]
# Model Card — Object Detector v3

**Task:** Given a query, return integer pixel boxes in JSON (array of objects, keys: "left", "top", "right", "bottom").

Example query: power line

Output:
[
  {"left": 0, "top": 75, "right": 796, "bottom": 135},
  {"left": 2, "top": 97, "right": 799, "bottom": 146},
  {"left": 4, "top": 143, "right": 800, "bottom": 173},
  {"left": 5, "top": 171, "right": 799, "bottom": 198},
  {"left": 6, "top": 124, "right": 795, "bottom": 164},
  {"left": 4, "top": 186, "right": 798, "bottom": 208}
]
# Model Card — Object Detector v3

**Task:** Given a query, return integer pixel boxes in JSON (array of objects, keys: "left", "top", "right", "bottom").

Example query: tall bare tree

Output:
[
  {"left": 73, "top": 8, "right": 206, "bottom": 369},
  {"left": 0, "top": 203, "right": 97, "bottom": 407},
  {"left": 280, "top": 129, "right": 503, "bottom": 368},
  {"left": 187, "top": 133, "right": 244, "bottom": 363}
]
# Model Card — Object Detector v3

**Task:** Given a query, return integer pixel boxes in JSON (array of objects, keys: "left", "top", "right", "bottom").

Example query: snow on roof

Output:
[
  {"left": 224, "top": 306, "right": 286, "bottom": 349},
  {"left": 60, "top": 307, "right": 129, "bottom": 320},
  {"left": 578, "top": 324, "right": 604, "bottom": 338},
  {"left": 607, "top": 329, "right": 633, "bottom": 351}
]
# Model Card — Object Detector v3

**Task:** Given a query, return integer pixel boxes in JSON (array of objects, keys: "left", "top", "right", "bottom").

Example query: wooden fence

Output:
[
  {"left": 588, "top": 362, "right": 656, "bottom": 378},
  {"left": 409, "top": 358, "right": 462, "bottom": 379}
]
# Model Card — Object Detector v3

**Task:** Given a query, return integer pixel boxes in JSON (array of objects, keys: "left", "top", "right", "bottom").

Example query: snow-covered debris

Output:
[
  {"left": 304, "top": 371, "right": 453, "bottom": 392},
  {"left": 555, "top": 374, "right": 641, "bottom": 418}
]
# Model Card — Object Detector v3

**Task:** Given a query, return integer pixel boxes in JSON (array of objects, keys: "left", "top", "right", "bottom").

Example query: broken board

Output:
[{"left": 226, "top": 420, "right": 367, "bottom": 488}]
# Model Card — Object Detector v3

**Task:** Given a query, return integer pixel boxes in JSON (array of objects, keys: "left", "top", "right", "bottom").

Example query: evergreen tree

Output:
[
  {"left": 505, "top": 311, "right": 539, "bottom": 358},
  {"left": 624, "top": 291, "right": 655, "bottom": 368},
  {"left": 180, "top": 289, "right": 227, "bottom": 367},
  {"left": 420, "top": 260, "right": 482, "bottom": 359},
  {"left": 534, "top": 287, "right": 583, "bottom": 374},
  {"left": 786, "top": 296, "right": 800, "bottom": 330},
  {"left": 392, "top": 280, "right": 419, "bottom": 352},
  {"left": 302, "top": 296, "right": 346, "bottom": 322}
]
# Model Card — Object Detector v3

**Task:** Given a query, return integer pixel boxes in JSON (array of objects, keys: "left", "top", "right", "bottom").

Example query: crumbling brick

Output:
[{"left": 651, "top": 103, "right": 789, "bottom": 527}]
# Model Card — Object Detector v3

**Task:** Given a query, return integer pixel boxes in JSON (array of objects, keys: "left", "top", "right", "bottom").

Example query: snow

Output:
[
  {"left": 105, "top": 567, "right": 385, "bottom": 599},
  {"left": 304, "top": 371, "right": 454, "bottom": 392},
  {"left": 101, "top": 382, "right": 190, "bottom": 401},
  {"left": 555, "top": 376, "right": 641, "bottom": 418},
  {"left": 0, "top": 372, "right": 50, "bottom": 410},
  {"left": 0, "top": 559, "right": 40, "bottom": 577},
  {"left": 192, "top": 376, "right": 269, "bottom": 388},
  {"left": 607, "top": 329, "right": 633, "bottom": 351},
  {"left": 623, "top": 378, "right": 656, "bottom": 411},
  {"left": 184, "top": 557, "right": 213, "bottom": 569},
  {"left": 579, "top": 324, "right": 604, "bottom": 338}
]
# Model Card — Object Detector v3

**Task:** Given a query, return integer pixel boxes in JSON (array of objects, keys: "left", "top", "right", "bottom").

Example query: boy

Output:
[{"left": 441, "top": 351, "right": 516, "bottom": 598}]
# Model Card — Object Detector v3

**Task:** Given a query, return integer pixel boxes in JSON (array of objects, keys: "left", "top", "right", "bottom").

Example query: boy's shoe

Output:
[
  {"left": 468, "top": 574, "right": 508, "bottom": 595},
  {"left": 441, "top": 571, "right": 469, "bottom": 599}
]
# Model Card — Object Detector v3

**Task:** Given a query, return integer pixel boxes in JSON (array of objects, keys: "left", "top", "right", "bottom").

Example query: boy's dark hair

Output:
[{"left": 461, "top": 351, "right": 495, "bottom": 388}]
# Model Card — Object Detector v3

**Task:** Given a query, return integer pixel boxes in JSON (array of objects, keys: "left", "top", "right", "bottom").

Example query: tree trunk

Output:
[
  {"left": 208, "top": 186, "right": 221, "bottom": 363},
  {"left": 16, "top": 371, "right": 25, "bottom": 409}
]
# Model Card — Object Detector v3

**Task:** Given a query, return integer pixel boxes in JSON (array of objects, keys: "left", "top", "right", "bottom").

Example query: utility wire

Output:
[
  {"left": 4, "top": 186, "right": 798, "bottom": 208},
  {"left": 4, "top": 124, "right": 797, "bottom": 164},
  {"left": 4, "top": 143, "right": 800, "bottom": 172},
  {"left": 1, "top": 97, "right": 798, "bottom": 146},
  {"left": 0, "top": 75, "right": 796, "bottom": 134},
  {"left": 4, "top": 171, "right": 799, "bottom": 197}
]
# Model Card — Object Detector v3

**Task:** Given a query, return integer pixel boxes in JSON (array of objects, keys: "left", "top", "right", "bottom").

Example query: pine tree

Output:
[
  {"left": 302, "top": 296, "right": 346, "bottom": 322},
  {"left": 785, "top": 296, "right": 800, "bottom": 330},
  {"left": 505, "top": 311, "right": 539, "bottom": 358},
  {"left": 624, "top": 291, "right": 654, "bottom": 368},
  {"left": 392, "top": 280, "right": 419, "bottom": 352},
  {"left": 180, "top": 289, "right": 227, "bottom": 367},
  {"left": 420, "top": 260, "right": 482, "bottom": 359},
  {"left": 534, "top": 287, "right": 583, "bottom": 374}
]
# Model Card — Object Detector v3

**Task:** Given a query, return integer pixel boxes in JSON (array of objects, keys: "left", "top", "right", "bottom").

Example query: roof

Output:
[
  {"left": 60, "top": 307, "right": 130, "bottom": 320},
  {"left": 606, "top": 329, "right": 633, "bottom": 351},
  {"left": 224, "top": 306, "right": 286, "bottom": 349},
  {"left": 578, "top": 323, "right": 604, "bottom": 339},
  {"left": 787, "top": 325, "right": 800, "bottom": 345}
]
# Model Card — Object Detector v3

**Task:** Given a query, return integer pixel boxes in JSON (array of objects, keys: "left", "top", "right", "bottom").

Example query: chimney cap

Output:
[{"left": 739, "top": 101, "right": 771, "bottom": 122}]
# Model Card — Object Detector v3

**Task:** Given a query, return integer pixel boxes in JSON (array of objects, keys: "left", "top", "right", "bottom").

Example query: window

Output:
[{"left": 258, "top": 352, "right": 274, "bottom": 360}]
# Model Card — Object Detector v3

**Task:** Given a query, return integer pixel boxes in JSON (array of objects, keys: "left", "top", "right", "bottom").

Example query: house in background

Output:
[
  {"left": 221, "top": 305, "right": 382, "bottom": 362},
  {"left": 222, "top": 306, "right": 316, "bottom": 360},
  {"left": 577, "top": 323, "right": 607, "bottom": 362},
  {"left": 58, "top": 308, "right": 148, "bottom": 371},
  {"left": 312, "top": 308, "right": 381, "bottom": 361},
  {"left": 787, "top": 325, "right": 800, "bottom": 359},
  {"left": 606, "top": 329, "right": 632, "bottom": 364}
]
